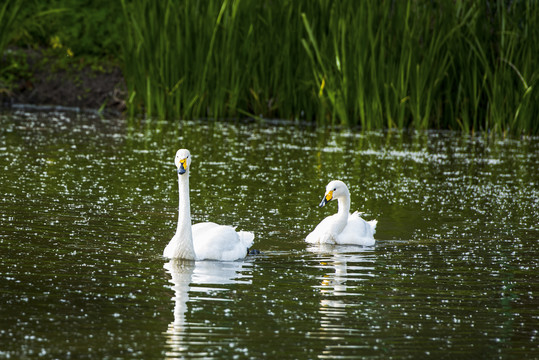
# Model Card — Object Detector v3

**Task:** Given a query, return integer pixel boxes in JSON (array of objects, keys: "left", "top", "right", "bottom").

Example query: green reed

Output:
[
  {"left": 120, "top": 0, "right": 537, "bottom": 134},
  {"left": 120, "top": 0, "right": 313, "bottom": 121},
  {"left": 446, "top": 1, "right": 539, "bottom": 134},
  {"left": 0, "top": 0, "right": 22, "bottom": 62}
]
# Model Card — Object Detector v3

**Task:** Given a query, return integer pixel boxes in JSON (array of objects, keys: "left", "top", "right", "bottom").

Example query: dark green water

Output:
[{"left": 1, "top": 111, "right": 537, "bottom": 359}]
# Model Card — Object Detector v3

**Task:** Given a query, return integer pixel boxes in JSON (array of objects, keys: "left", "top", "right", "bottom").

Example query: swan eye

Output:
[{"left": 333, "top": 188, "right": 336, "bottom": 191}]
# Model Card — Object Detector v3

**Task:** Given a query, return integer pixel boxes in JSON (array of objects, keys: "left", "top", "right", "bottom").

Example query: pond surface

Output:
[{"left": 1, "top": 111, "right": 537, "bottom": 359}]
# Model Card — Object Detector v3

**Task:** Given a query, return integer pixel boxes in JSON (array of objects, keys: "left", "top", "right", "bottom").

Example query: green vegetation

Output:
[
  {"left": 1, "top": 0, "right": 538, "bottom": 134},
  {"left": 0, "top": 1, "right": 21, "bottom": 56},
  {"left": 0, "top": 0, "right": 22, "bottom": 95}
]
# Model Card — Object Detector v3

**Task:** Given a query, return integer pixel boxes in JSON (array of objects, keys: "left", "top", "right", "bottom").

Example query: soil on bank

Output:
[{"left": 1, "top": 47, "right": 126, "bottom": 116}]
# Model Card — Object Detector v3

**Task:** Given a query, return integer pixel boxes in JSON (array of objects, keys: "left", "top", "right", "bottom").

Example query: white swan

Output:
[
  {"left": 306, "top": 180, "right": 376, "bottom": 246},
  {"left": 163, "top": 149, "right": 254, "bottom": 261}
]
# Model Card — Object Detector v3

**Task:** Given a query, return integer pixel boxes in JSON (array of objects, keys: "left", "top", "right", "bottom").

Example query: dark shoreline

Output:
[{"left": 1, "top": 47, "right": 126, "bottom": 117}]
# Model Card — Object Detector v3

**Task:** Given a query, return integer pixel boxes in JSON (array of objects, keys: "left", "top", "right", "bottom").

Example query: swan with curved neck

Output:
[
  {"left": 163, "top": 149, "right": 254, "bottom": 261},
  {"left": 306, "top": 180, "right": 376, "bottom": 246}
]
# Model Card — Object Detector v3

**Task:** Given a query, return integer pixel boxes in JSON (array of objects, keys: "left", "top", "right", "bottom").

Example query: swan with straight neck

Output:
[{"left": 163, "top": 149, "right": 254, "bottom": 261}]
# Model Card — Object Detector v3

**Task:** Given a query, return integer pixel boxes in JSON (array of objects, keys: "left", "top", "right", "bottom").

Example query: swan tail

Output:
[
  {"left": 351, "top": 211, "right": 377, "bottom": 234},
  {"left": 237, "top": 231, "right": 255, "bottom": 249},
  {"left": 367, "top": 219, "right": 377, "bottom": 234}
]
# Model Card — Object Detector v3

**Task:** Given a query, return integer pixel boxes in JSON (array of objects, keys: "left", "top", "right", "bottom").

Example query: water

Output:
[{"left": 0, "top": 111, "right": 537, "bottom": 359}]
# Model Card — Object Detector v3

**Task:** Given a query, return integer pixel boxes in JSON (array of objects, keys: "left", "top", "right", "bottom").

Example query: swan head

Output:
[
  {"left": 319, "top": 180, "right": 349, "bottom": 207},
  {"left": 174, "top": 149, "right": 191, "bottom": 175}
]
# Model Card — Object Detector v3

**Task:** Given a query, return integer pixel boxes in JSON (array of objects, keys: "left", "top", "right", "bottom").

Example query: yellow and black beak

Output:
[
  {"left": 177, "top": 158, "right": 188, "bottom": 175},
  {"left": 319, "top": 190, "right": 333, "bottom": 207}
]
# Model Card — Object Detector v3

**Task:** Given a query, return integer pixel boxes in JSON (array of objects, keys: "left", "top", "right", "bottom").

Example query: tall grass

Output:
[
  {"left": 0, "top": 0, "right": 22, "bottom": 61},
  {"left": 447, "top": 1, "right": 539, "bottom": 134},
  {"left": 119, "top": 0, "right": 538, "bottom": 134},
  {"left": 120, "top": 0, "right": 313, "bottom": 121},
  {"left": 0, "top": 0, "right": 22, "bottom": 96}
]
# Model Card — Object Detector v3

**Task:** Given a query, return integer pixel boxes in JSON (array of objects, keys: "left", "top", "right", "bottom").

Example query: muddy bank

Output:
[{"left": 1, "top": 48, "right": 126, "bottom": 116}]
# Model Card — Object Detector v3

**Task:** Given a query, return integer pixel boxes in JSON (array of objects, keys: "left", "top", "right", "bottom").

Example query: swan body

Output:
[
  {"left": 163, "top": 149, "right": 254, "bottom": 261},
  {"left": 306, "top": 180, "right": 376, "bottom": 246}
]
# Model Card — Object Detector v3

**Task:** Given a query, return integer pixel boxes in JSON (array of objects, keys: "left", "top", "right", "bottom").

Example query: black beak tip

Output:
[{"left": 178, "top": 167, "right": 186, "bottom": 175}]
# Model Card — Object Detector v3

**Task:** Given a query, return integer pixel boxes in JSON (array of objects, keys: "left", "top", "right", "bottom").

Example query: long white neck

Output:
[
  {"left": 334, "top": 192, "right": 351, "bottom": 233},
  {"left": 173, "top": 172, "right": 196, "bottom": 260}
]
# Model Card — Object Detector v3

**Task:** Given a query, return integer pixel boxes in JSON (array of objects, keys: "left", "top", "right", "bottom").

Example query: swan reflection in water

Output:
[
  {"left": 163, "top": 259, "right": 252, "bottom": 358},
  {"left": 308, "top": 244, "right": 376, "bottom": 295},
  {"left": 308, "top": 244, "right": 376, "bottom": 349}
]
